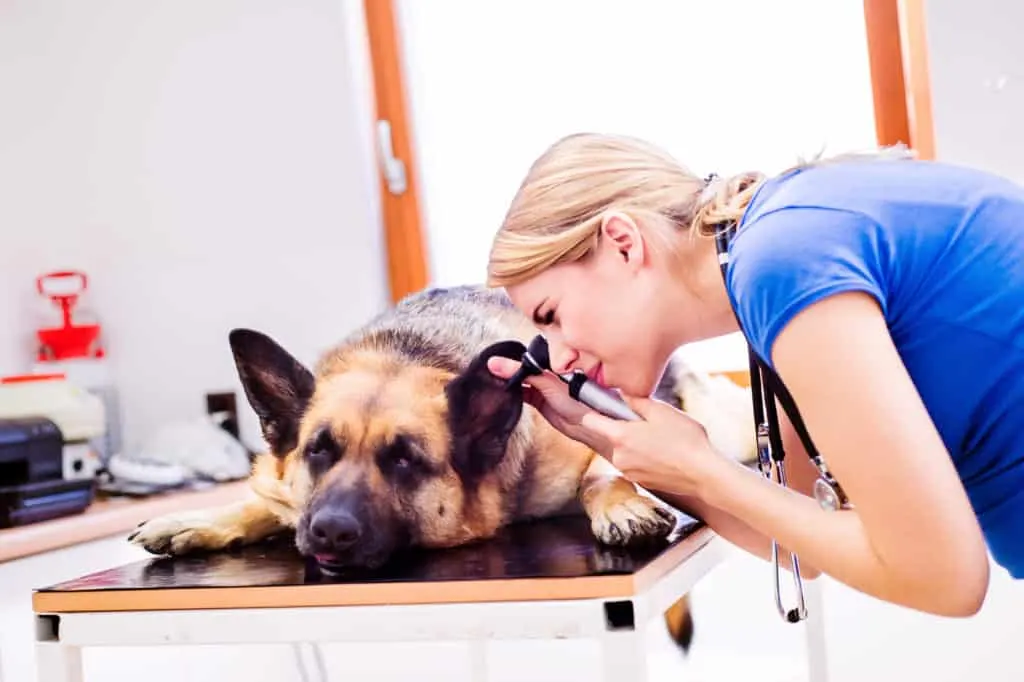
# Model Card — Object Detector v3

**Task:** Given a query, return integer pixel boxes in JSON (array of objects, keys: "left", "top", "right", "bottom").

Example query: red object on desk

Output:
[
  {"left": 34, "top": 270, "right": 105, "bottom": 361},
  {"left": 0, "top": 373, "right": 67, "bottom": 384}
]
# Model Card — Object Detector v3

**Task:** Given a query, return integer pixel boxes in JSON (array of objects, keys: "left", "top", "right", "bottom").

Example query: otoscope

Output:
[{"left": 505, "top": 335, "right": 642, "bottom": 422}]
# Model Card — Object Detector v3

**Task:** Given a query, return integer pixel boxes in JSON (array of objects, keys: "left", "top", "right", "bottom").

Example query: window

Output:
[{"left": 364, "top": 0, "right": 931, "bottom": 370}]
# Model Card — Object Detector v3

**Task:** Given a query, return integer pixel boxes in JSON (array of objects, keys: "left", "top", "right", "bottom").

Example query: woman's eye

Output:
[{"left": 541, "top": 310, "right": 555, "bottom": 325}]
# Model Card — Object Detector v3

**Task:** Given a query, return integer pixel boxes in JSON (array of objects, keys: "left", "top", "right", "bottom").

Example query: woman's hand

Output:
[
  {"left": 489, "top": 356, "right": 731, "bottom": 497},
  {"left": 578, "top": 395, "right": 733, "bottom": 497},
  {"left": 487, "top": 357, "right": 613, "bottom": 457}
]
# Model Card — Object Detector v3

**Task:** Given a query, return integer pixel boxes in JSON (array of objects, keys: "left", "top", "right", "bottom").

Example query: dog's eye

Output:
[
  {"left": 305, "top": 428, "right": 341, "bottom": 472},
  {"left": 377, "top": 435, "right": 432, "bottom": 483},
  {"left": 383, "top": 437, "right": 417, "bottom": 469}
]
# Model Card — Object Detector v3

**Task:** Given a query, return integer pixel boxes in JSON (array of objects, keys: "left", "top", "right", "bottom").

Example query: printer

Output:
[
  {"left": 0, "top": 374, "right": 105, "bottom": 528},
  {"left": 0, "top": 416, "right": 96, "bottom": 527}
]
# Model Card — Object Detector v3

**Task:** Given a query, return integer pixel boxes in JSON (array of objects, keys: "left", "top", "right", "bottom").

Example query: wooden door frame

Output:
[
  {"left": 864, "top": 0, "right": 935, "bottom": 158},
  {"left": 362, "top": 0, "right": 430, "bottom": 304},
  {"left": 362, "top": 0, "right": 935, "bottom": 301}
]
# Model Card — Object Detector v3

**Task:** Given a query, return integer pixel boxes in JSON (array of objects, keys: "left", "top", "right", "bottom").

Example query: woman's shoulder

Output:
[
  {"left": 726, "top": 157, "right": 1024, "bottom": 366},
  {"left": 742, "top": 157, "right": 1024, "bottom": 229},
  {"left": 731, "top": 158, "right": 1024, "bottom": 288},
  {"left": 725, "top": 198, "right": 891, "bottom": 367}
]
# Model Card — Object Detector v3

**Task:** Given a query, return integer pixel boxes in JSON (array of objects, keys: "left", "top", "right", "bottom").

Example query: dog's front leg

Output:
[
  {"left": 128, "top": 496, "right": 290, "bottom": 556},
  {"left": 578, "top": 454, "right": 677, "bottom": 546}
]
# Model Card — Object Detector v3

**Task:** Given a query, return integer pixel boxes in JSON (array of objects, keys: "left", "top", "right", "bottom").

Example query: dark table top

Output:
[{"left": 34, "top": 511, "right": 711, "bottom": 613}]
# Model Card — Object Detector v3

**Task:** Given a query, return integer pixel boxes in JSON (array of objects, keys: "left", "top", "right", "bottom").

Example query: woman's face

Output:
[{"left": 504, "top": 213, "right": 688, "bottom": 397}]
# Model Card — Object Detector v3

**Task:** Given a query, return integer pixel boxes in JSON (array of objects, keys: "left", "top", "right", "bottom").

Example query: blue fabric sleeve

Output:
[{"left": 726, "top": 206, "right": 891, "bottom": 367}]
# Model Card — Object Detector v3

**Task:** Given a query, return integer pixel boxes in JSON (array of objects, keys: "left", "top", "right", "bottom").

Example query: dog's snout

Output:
[{"left": 309, "top": 509, "right": 362, "bottom": 552}]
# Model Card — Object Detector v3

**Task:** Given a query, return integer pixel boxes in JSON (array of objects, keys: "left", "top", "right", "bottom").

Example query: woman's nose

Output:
[{"left": 548, "top": 342, "right": 579, "bottom": 374}]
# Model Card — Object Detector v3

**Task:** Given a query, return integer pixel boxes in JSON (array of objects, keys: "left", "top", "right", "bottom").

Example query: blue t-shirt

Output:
[{"left": 726, "top": 158, "right": 1024, "bottom": 578}]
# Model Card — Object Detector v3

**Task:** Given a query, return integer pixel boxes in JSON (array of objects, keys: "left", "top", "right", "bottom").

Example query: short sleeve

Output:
[{"left": 725, "top": 206, "right": 891, "bottom": 367}]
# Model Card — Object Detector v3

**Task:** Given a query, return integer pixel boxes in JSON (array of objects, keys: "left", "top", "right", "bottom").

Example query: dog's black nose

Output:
[{"left": 309, "top": 509, "right": 362, "bottom": 552}]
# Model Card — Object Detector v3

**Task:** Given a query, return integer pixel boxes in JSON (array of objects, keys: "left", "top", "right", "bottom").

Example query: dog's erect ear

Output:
[
  {"left": 229, "top": 328, "right": 316, "bottom": 456},
  {"left": 445, "top": 340, "right": 527, "bottom": 485}
]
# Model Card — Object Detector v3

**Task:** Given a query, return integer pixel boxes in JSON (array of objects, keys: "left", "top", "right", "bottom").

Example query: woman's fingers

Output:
[
  {"left": 579, "top": 410, "right": 623, "bottom": 442},
  {"left": 488, "top": 357, "right": 566, "bottom": 396},
  {"left": 522, "top": 385, "right": 546, "bottom": 411},
  {"left": 487, "top": 356, "right": 520, "bottom": 379}
]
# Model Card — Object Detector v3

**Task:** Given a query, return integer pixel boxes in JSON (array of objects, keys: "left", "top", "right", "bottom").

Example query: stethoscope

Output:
[{"left": 712, "top": 217, "right": 852, "bottom": 624}]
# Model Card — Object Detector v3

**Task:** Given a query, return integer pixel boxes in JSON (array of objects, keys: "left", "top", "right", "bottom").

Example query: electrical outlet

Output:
[{"left": 205, "top": 391, "right": 240, "bottom": 441}]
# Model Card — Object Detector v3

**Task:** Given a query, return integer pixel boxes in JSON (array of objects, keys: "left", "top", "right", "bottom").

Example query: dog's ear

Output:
[
  {"left": 445, "top": 340, "right": 527, "bottom": 485},
  {"left": 229, "top": 328, "right": 316, "bottom": 456}
]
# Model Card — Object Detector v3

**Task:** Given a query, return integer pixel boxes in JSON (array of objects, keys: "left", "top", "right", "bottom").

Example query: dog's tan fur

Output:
[{"left": 129, "top": 285, "right": 757, "bottom": 653}]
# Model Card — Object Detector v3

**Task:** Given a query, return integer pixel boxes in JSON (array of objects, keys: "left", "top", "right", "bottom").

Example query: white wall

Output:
[
  {"left": 0, "top": 0, "right": 388, "bottom": 452},
  {"left": 924, "top": 0, "right": 1024, "bottom": 184}
]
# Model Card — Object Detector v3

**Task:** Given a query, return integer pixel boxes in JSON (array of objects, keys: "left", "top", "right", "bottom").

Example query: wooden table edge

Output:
[{"left": 32, "top": 527, "right": 717, "bottom": 614}]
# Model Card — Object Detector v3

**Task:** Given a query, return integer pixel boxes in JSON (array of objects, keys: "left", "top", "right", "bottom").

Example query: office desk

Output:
[{"left": 30, "top": 510, "right": 751, "bottom": 682}]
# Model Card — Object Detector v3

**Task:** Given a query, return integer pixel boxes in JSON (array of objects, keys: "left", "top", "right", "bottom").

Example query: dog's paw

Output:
[
  {"left": 590, "top": 494, "right": 677, "bottom": 546},
  {"left": 127, "top": 512, "right": 241, "bottom": 556}
]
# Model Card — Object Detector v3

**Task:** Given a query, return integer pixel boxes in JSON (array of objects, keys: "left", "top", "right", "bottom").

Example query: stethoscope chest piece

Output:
[{"left": 814, "top": 477, "right": 844, "bottom": 512}]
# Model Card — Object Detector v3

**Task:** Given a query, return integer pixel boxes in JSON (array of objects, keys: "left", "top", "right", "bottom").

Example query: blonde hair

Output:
[{"left": 486, "top": 132, "right": 913, "bottom": 288}]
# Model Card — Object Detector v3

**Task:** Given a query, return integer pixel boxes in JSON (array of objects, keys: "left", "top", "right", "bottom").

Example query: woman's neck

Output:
[{"left": 670, "top": 238, "right": 741, "bottom": 343}]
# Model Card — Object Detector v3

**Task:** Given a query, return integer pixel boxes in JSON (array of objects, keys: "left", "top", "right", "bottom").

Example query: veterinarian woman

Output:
[{"left": 485, "top": 132, "right": 1024, "bottom": 617}]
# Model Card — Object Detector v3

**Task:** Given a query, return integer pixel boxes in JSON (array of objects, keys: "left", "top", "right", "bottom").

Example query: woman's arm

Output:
[
  {"left": 653, "top": 414, "right": 826, "bottom": 578},
  {"left": 700, "top": 290, "right": 989, "bottom": 616},
  {"left": 656, "top": 490, "right": 822, "bottom": 577}
]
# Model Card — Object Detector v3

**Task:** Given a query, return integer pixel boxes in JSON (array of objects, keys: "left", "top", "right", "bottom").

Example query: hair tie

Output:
[{"left": 699, "top": 172, "right": 722, "bottom": 205}]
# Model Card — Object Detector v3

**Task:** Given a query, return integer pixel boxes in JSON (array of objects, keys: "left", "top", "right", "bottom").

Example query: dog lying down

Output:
[{"left": 129, "top": 285, "right": 756, "bottom": 652}]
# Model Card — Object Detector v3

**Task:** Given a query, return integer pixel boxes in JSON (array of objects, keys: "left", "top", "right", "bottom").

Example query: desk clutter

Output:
[{"left": 0, "top": 270, "right": 251, "bottom": 529}]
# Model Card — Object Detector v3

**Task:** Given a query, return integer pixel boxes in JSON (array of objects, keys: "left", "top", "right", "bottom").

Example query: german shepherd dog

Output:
[{"left": 129, "top": 285, "right": 754, "bottom": 652}]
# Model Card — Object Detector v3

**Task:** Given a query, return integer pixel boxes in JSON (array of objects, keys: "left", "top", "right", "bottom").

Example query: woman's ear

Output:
[{"left": 599, "top": 211, "right": 646, "bottom": 271}]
